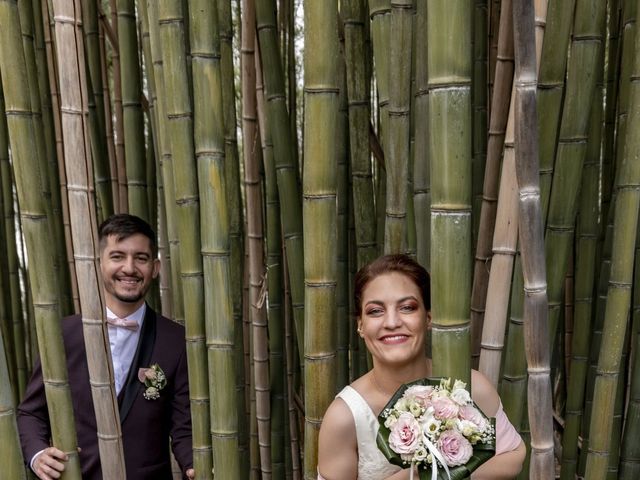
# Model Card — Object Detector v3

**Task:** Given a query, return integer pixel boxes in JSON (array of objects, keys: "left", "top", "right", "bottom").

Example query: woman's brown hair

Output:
[{"left": 354, "top": 254, "right": 431, "bottom": 316}]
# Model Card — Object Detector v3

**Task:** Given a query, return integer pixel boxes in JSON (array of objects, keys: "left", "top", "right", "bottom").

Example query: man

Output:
[{"left": 17, "top": 214, "right": 195, "bottom": 479}]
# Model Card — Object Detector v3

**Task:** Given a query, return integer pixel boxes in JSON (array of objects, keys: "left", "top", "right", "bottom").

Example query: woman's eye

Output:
[
  {"left": 400, "top": 304, "right": 417, "bottom": 312},
  {"left": 367, "top": 308, "right": 383, "bottom": 316}
]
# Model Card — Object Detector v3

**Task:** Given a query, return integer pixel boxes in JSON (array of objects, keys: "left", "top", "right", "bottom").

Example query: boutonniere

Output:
[{"left": 138, "top": 363, "right": 167, "bottom": 400}]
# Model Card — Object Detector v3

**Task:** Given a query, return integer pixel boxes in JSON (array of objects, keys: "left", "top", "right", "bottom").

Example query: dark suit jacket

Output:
[{"left": 17, "top": 306, "right": 193, "bottom": 479}]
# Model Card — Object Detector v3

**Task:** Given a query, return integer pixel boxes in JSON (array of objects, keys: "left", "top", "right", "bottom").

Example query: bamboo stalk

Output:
[
  {"left": 512, "top": 1, "right": 554, "bottom": 477},
  {"left": 470, "top": 0, "right": 513, "bottom": 366},
  {"left": 384, "top": 0, "right": 412, "bottom": 253},
  {"left": 256, "top": 36, "right": 286, "bottom": 479},
  {"left": 428, "top": 0, "right": 472, "bottom": 384},
  {"left": 51, "top": 0, "right": 127, "bottom": 476},
  {"left": 620, "top": 307, "right": 640, "bottom": 476},
  {"left": 559, "top": 49, "right": 603, "bottom": 480},
  {"left": 255, "top": 0, "right": 305, "bottom": 364},
  {"left": 158, "top": 1, "right": 214, "bottom": 476},
  {"left": 240, "top": 2, "right": 271, "bottom": 477},
  {"left": 0, "top": 0, "right": 82, "bottom": 476},
  {"left": 584, "top": 0, "right": 640, "bottom": 473},
  {"left": 0, "top": 324, "right": 25, "bottom": 479},
  {"left": 343, "top": 0, "right": 376, "bottom": 268},
  {"left": 303, "top": 1, "right": 339, "bottom": 477}
]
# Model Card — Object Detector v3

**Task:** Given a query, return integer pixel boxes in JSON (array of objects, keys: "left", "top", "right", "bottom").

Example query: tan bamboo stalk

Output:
[
  {"left": 487, "top": 0, "right": 500, "bottom": 109},
  {"left": 255, "top": 0, "right": 305, "bottom": 361},
  {"left": 41, "top": 0, "right": 81, "bottom": 313},
  {"left": 512, "top": 1, "right": 554, "bottom": 477},
  {"left": 413, "top": 0, "right": 429, "bottom": 268},
  {"left": 472, "top": 0, "right": 488, "bottom": 246},
  {"left": 0, "top": 0, "right": 82, "bottom": 476},
  {"left": 383, "top": 0, "right": 412, "bottom": 253},
  {"left": 303, "top": 1, "right": 339, "bottom": 477},
  {"left": 158, "top": 1, "right": 214, "bottom": 476},
  {"left": 145, "top": 0, "right": 183, "bottom": 324},
  {"left": 544, "top": 0, "right": 606, "bottom": 346},
  {"left": 584, "top": 0, "right": 640, "bottom": 473},
  {"left": 559, "top": 77, "right": 602, "bottom": 479},
  {"left": 52, "top": 0, "right": 128, "bottom": 476},
  {"left": 240, "top": 1, "right": 271, "bottom": 476},
  {"left": 470, "top": 0, "right": 513, "bottom": 365},
  {"left": 428, "top": 0, "right": 472, "bottom": 384},
  {"left": 81, "top": 0, "right": 113, "bottom": 220},
  {"left": 116, "top": 0, "right": 147, "bottom": 219},
  {"left": 343, "top": 0, "right": 376, "bottom": 268},
  {"left": 478, "top": 139, "right": 518, "bottom": 387},
  {"left": 0, "top": 324, "right": 25, "bottom": 479},
  {"left": 255, "top": 37, "right": 286, "bottom": 478},
  {"left": 107, "top": 0, "right": 127, "bottom": 212}
]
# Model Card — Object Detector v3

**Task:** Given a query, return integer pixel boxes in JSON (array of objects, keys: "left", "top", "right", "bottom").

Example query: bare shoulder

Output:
[
  {"left": 470, "top": 369, "right": 500, "bottom": 417},
  {"left": 319, "top": 395, "right": 356, "bottom": 445}
]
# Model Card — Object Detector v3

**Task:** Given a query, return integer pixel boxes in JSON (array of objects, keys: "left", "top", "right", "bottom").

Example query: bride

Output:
[{"left": 318, "top": 254, "right": 525, "bottom": 479}]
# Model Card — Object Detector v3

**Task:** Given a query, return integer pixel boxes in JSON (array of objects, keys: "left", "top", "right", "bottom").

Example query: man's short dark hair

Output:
[{"left": 98, "top": 214, "right": 158, "bottom": 257}]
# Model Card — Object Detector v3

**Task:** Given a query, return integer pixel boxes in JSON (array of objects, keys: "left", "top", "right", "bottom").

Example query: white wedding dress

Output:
[{"left": 336, "top": 386, "right": 403, "bottom": 479}]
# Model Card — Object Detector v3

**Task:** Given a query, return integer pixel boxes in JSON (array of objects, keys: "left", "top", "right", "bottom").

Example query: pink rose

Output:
[
  {"left": 437, "top": 429, "right": 473, "bottom": 467},
  {"left": 432, "top": 396, "right": 460, "bottom": 420},
  {"left": 388, "top": 412, "right": 421, "bottom": 455},
  {"left": 459, "top": 405, "right": 488, "bottom": 431},
  {"left": 404, "top": 385, "right": 434, "bottom": 408}
]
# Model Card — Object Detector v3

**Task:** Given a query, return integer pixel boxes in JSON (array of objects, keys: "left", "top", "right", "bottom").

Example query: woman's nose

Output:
[{"left": 383, "top": 310, "right": 401, "bottom": 328}]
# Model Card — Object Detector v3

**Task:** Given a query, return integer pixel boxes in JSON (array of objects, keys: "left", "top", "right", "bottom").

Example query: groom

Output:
[{"left": 17, "top": 214, "right": 194, "bottom": 479}]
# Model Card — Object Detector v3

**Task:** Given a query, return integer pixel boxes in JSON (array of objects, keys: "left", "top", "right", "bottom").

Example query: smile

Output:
[{"left": 380, "top": 335, "right": 409, "bottom": 344}]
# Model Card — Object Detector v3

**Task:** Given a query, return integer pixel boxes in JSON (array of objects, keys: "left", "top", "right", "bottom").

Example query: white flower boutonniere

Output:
[{"left": 138, "top": 363, "right": 167, "bottom": 400}]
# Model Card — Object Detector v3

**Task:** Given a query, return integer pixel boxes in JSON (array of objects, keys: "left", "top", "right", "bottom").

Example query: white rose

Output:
[{"left": 450, "top": 387, "right": 472, "bottom": 406}]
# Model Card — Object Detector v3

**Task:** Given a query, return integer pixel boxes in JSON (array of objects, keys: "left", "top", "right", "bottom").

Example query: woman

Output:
[{"left": 318, "top": 254, "right": 525, "bottom": 479}]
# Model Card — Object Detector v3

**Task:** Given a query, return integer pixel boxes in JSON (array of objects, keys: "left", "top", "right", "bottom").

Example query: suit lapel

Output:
[{"left": 119, "top": 306, "right": 157, "bottom": 423}]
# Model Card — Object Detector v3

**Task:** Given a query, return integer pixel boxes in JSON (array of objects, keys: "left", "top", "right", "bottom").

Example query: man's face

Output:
[{"left": 100, "top": 233, "right": 159, "bottom": 312}]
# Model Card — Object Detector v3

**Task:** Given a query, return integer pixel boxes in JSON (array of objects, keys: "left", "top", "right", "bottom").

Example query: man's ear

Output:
[{"left": 152, "top": 258, "right": 161, "bottom": 279}]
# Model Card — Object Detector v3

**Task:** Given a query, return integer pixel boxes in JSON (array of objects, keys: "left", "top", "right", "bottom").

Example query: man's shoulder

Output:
[{"left": 153, "top": 310, "right": 186, "bottom": 337}]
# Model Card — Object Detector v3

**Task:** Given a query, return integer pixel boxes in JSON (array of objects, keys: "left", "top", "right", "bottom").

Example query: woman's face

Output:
[{"left": 357, "top": 272, "right": 429, "bottom": 368}]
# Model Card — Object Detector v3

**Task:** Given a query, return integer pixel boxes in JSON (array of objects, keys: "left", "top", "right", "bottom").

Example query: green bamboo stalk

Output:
[
  {"left": 428, "top": 0, "right": 472, "bottom": 384},
  {"left": 512, "top": 1, "right": 554, "bottom": 477},
  {"left": 158, "top": 1, "right": 214, "bottom": 476},
  {"left": 255, "top": 0, "right": 305, "bottom": 362},
  {"left": 536, "top": 0, "right": 576, "bottom": 218},
  {"left": 470, "top": 0, "right": 513, "bottom": 366},
  {"left": 544, "top": 0, "right": 606, "bottom": 349},
  {"left": 620, "top": 306, "right": 640, "bottom": 477},
  {"left": 0, "top": 323, "right": 25, "bottom": 479},
  {"left": 145, "top": 0, "right": 183, "bottom": 323},
  {"left": 384, "top": 0, "right": 412, "bottom": 253},
  {"left": 0, "top": 0, "right": 82, "bottom": 477},
  {"left": 335, "top": 44, "right": 350, "bottom": 391},
  {"left": 584, "top": 0, "right": 640, "bottom": 473},
  {"left": 240, "top": 2, "right": 271, "bottom": 476},
  {"left": 487, "top": 0, "right": 500, "bottom": 108},
  {"left": 413, "top": 0, "right": 429, "bottom": 268},
  {"left": 117, "top": 0, "right": 148, "bottom": 220},
  {"left": 52, "top": 0, "right": 128, "bottom": 475},
  {"left": 558, "top": 50, "right": 603, "bottom": 480},
  {"left": 255, "top": 38, "right": 286, "bottom": 479},
  {"left": 343, "top": 0, "right": 376, "bottom": 268},
  {"left": 217, "top": 1, "right": 245, "bottom": 406},
  {"left": 472, "top": 0, "right": 488, "bottom": 248},
  {"left": 82, "top": 0, "right": 113, "bottom": 220},
  {"left": 303, "top": 1, "right": 339, "bottom": 478}
]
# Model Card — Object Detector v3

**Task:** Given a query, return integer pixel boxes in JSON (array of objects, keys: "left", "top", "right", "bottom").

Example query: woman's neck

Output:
[{"left": 371, "top": 358, "right": 431, "bottom": 395}]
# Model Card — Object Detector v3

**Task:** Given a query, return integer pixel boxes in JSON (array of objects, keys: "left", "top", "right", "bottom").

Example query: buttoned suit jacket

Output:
[{"left": 17, "top": 306, "right": 193, "bottom": 479}]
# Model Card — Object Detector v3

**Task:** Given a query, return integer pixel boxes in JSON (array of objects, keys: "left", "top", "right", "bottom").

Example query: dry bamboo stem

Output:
[{"left": 512, "top": 0, "right": 554, "bottom": 477}]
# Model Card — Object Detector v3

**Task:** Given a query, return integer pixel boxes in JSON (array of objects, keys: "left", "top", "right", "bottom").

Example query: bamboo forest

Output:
[{"left": 1, "top": 0, "right": 640, "bottom": 479}]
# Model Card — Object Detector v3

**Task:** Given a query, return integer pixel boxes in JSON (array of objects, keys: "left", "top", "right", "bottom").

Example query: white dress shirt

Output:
[{"left": 106, "top": 303, "right": 146, "bottom": 395}]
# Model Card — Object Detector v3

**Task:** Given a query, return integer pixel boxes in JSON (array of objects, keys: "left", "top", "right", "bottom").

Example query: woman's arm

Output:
[{"left": 470, "top": 370, "right": 526, "bottom": 479}]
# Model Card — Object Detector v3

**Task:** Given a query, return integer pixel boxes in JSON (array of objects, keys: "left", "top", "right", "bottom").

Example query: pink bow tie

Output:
[{"left": 106, "top": 316, "right": 139, "bottom": 331}]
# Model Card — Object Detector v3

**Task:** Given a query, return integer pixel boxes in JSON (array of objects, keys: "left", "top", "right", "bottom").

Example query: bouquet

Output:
[{"left": 376, "top": 377, "right": 495, "bottom": 480}]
